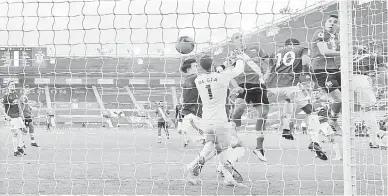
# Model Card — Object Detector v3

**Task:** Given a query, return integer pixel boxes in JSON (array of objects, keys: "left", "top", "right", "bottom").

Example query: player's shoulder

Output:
[
  {"left": 294, "top": 45, "right": 308, "bottom": 53},
  {"left": 186, "top": 73, "right": 197, "bottom": 81},
  {"left": 245, "top": 45, "right": 260, "bottom": 57},
  {"left": 312, "top": 29, "right": 330, "bottom": 40}
]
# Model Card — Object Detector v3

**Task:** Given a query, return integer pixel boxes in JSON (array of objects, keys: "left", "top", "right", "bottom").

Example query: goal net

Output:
[{"left": 0, "top": 0, "right": 386, "bottom": 195}]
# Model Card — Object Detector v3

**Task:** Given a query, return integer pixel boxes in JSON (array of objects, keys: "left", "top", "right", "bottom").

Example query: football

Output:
[{"left": 175, "top": 36, "right": 195, "bottom": 54}]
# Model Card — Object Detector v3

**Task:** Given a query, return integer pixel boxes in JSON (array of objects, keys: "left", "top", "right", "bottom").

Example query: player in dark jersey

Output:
[
  {"left": 155, "top": 101, "right": 170, "bottom": 143},
  {"left": 178, "top": 58, "right": 204, "bottom": 147},
  {"left": 1, "top": 81, "right": 27, "bottom": 156},
  {"left": 265, "top": 38, "right": 328, "bottom": 160},
  {"left": 20, "top": 85, "right": 39, "bottom": 147},
  {"left": 229, "top": 32, "right": 270, "bottom": 162},
  {"left": 310, "top": 14, "right": 342, "bottom": 132},
  {"left": 352, "top": 45, "right": 387, "bottom": 149}
]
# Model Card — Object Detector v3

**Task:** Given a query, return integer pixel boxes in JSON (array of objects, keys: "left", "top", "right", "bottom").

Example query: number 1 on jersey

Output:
[{"left": 205, "top": 84, "right": 213, "bottom": 100}]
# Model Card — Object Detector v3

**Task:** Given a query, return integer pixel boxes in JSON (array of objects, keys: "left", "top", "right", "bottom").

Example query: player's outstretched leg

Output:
[
  {"left": 328, "top": 89, "right": 342, "bottom": 133},
  {"left": 307, "top": 114, "right": 328, "bottom": 161},
  {"left": 252, "top": 104, "right": 269, "bottom": 162},
  {"left": 186, "top": 141, "right": 215, "bottom": 185},
  {"left": 12, "top": 129, "right": 27, "bottom": 156},
  {"left": 164, "top": 124, "right": 170, "bottom": 139},
  {"left": 217, "top": 146, "right": 244, "bottom": 186},
  {"left": 27, "top": 122, "right": 39, "bottom": 147},
  {"left": 362, "top": 113, "right": 380, "bottom": 148},
  {"left": 157, "top": 127, "right": 162, "bottom": 143}
]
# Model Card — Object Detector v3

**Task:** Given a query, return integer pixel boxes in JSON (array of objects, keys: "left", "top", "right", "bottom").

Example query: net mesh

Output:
[{"left": 0, "top": 0, "right": 386, "bottom": 195}]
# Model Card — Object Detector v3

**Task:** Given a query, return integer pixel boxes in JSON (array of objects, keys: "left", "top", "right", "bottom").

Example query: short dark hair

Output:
[
  {"left": 7, "top": 80, "right": 15, "bottom": 87},
  {"left": 328, "top": 14, "right": 338, "bottom": 19},
  {"left": 219, "top": 64, "right": 226, "bottom": 70},
  {"left": 181, "top": 58, "right": 196, "bottom": 73},
  {"left": 199, "top": 55, "right": 213, "bottom": 71},
  {"left": 285, "top": 38, "right": 300, "bottom": 46}
]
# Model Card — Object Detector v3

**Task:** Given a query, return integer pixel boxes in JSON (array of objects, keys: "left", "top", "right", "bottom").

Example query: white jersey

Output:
[{"left": 195, "top": 60, "right": 244, "bottom": 123}]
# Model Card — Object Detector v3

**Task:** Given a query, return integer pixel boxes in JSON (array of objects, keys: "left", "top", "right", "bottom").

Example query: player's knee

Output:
[{"left": 29, "top": 125, "right": 34, "bottom": 133}]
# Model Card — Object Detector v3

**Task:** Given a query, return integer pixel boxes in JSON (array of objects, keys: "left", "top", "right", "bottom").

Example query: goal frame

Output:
[{"left": 339, "top": 0, "right": 356, "bottom": 195}]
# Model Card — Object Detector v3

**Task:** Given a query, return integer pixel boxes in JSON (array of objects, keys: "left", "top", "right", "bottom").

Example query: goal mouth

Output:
[{"left": 0, "top": 0, "right": 387, "bottom": 195}]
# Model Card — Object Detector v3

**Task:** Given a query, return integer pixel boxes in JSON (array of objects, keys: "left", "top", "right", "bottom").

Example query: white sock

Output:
[
  {"left": 333, "top": 143, "right": 341, "bottom": 158},
  {"left": 204, "top": 149, "right": 216, "bottom": 162},
  {"left": 187, "top": 156, "right": 199, "bottom": 169},
  {"left": 199, "top": 141, "right": 215, "bottom": 158},
  {"left": 307, "top": 114, "right": 321, "bottom": 144},
  {"left": 17, "top": 132, "right": 24, "bottom": 147},
  {"left": 12, "top": 136, "right": 18, "bottom": 152}
]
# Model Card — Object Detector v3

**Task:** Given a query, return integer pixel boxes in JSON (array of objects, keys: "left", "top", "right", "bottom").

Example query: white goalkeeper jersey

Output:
[{"left": 194, "top": 59, "right": 244, "bottom": 123}]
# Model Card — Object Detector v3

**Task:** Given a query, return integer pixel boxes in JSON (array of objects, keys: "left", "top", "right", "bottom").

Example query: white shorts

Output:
[
  {"left": 309, "top": 115, "right": 335, "bottom": 136},
  {"left": 352, "top": 75, "right": 377, "bottom": 107},
  {"left": 268, "top": 85, "right": 310, "bottom": 107},
  {"left": 9, "top": 117, "right": 25, "bottom": 130},
  {"left": 178, "top": 114, "right": 205, "bottom": 144},
  {"left": 180, "top": 113, "right": 239, "bottom": 148}
]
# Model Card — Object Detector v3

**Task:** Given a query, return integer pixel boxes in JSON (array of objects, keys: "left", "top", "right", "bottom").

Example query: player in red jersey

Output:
[
  {"left": 20, "top": 85, "right": 39, "bottom": 147},
  {"left": 229, "top": 32, "right": 270, "bottom": 162},
  {"left": 310, "top": 15, "right": 341, "bottom": 131},
  {"left": 1, "top": 81, "right": 27, "bottom": 156},
  {"left": 265, "top": 38, "right": 328, "bottom": 160},
  {"left": 177, "top": 58, "right": 205, "bottom": 147}
]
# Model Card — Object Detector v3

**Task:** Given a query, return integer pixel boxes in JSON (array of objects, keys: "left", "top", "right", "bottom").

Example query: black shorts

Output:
[
  {"left": 24, "top": 118, "right": 32, "bottom": 126},
  {"left": 157, "top": 121, "right": 168, "bottom": 128},
  {"left": 236, "top": 83, "right": 269, "bottom": 105},
  {"left": 313, "top": 69, "right": 341, "bottom": 93}
]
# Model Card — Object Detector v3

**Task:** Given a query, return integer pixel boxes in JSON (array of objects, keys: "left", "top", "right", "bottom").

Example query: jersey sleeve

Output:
[
  {"left": 312, "top": 30, "right": 329, "bottom": 43},
  {"left": 222, "top": 59, "right": 245, "bottom": 80}
]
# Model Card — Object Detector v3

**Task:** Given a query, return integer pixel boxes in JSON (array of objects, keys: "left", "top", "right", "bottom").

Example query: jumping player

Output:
[
  {"left": 1, "top": 81, "right": 27, "bottom": 156},
  {"left": 311, "top": 14, "right": 341, "bottom": 130},
  {"left": 156, "top": 101, "right": 170, "bottom": 143},
  {"left": 265, "top": 38, "right": 329, "bottom": 160},
  {"left": 20, "top": 85, "right": 39, "bottom": 147},
  {"left": 230, "top": 32, "right": 270, "bottom": 162},
  {"left": 186, "top": 54, "right": 246, "bottom": 186}
]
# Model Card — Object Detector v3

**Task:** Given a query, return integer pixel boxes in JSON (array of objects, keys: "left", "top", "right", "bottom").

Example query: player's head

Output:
[
  {"left": 285, "top": 38, "right": 300, "bottom": 46},
  {"left": 181, "top": 58, "right": 198, "bottom": 74},
  {"left": 23, "top": 84, "right": 30, "bottom": 95},
  {"left": 216, "top": 64, "right": 226, "bottom": 73},
  {"left": 231, "top": 32, "right": 246, "bottom": 50},
  {"left": 7, "top": 81, "right": 16, "bottom": 92},
  {"left": 199, "top": 55, "right": 214, "bottom": 72},
  {"left": 158, "top": 101, "right": 164, "bottom": 106},
  {"left": 324, "top": 14, "right": 339, "bottom": 33}
]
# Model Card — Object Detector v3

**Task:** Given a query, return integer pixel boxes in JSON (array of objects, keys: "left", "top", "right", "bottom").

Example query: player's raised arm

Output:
[{"left": 225, "top": 59, "right": 245, "bottom": 79}]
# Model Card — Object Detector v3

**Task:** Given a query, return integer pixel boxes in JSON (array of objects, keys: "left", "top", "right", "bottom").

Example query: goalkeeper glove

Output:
[{"left": 282, "top": 129, "right": 295, "bottom": 140}]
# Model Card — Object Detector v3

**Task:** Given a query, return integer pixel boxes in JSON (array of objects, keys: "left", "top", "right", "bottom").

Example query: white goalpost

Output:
[{"left": 338, "top": 0, "right": 356, "bottom": 194}]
